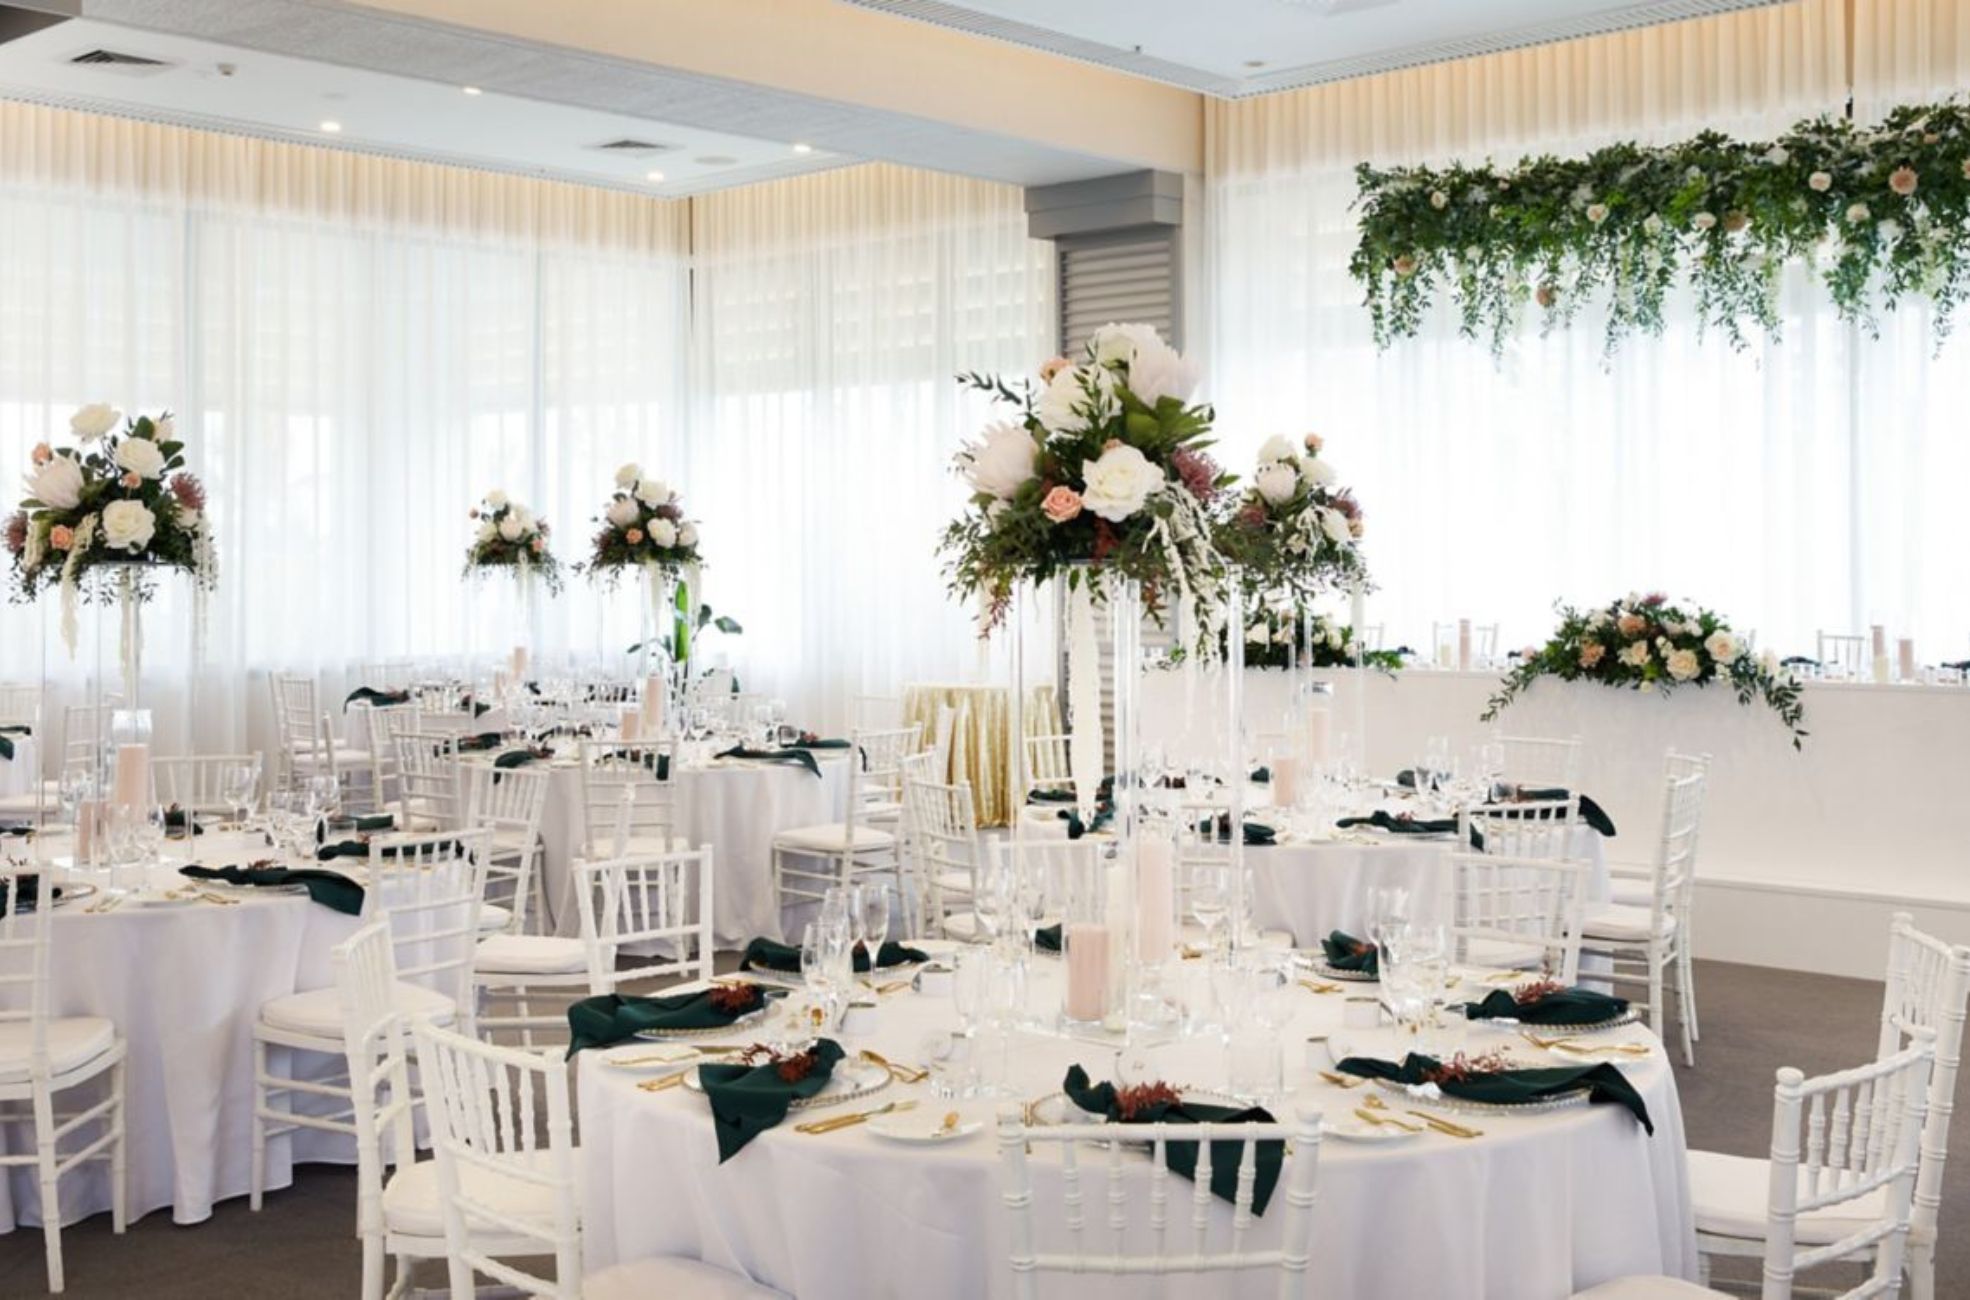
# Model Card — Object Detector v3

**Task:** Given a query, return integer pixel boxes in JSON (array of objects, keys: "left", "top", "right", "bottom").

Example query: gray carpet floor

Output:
[{"left": 1, "top": 959, "right": 1960, "bottom": 1298}]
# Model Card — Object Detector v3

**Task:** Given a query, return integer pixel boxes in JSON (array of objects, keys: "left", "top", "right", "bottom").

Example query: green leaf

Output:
[{"left": 713, "top": 615, "right": 742, "bottom": 634}]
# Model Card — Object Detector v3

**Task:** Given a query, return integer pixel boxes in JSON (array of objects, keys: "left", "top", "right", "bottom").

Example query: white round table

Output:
[
  {"left": 532, "top": 753, "right": 852, "bottom": 945},
  {"left": 577, "top": 960, "right": 1696, "bottom": 1299},
  {"left": 0, "top": 831, "right": 361, "bottom": 1230}
]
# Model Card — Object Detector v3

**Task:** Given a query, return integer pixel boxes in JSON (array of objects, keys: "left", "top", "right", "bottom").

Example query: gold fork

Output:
[
  {"left": 1354, "top": 1105, "right": 1424, "bottom": 1133},
  {"left": 1520, "top": 1031, "right": 1650, "bottom": 1055},
  {"left": 637, "top": 1072, "right": 690, "bottom": 1093},
  {"left": 1299, "top": 979, "right": 1343, "bottom": 995},
  {"left": 1318, "top": 1070, "right": 1364, "bottom": 1090},
  {"left": 1365, "top": 1095, "right": 1480, "bottom": 1138},
  {"left": 859, "top": 1049, "right": 929, "bottom": 1083},
  {"left": 796, "top": 1099, "right": 918, "bottom": 1135}
]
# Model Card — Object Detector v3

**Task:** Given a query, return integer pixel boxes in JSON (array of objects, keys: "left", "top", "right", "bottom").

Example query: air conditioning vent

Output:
[
  {"left": 67, "top": 47, "right": 175, "bottom": 75},
  {"left": 589, "top": 138, "right": 678, "bottom": 157}
]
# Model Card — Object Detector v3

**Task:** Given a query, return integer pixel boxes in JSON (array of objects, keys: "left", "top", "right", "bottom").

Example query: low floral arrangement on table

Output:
[
  {"left": 1223, "top": 603, "right": 1402, "bottom": 672},
  {"left": 1212, "top": 434, "right": 1370, "bottom": 602},
  {"left": 1352, "top": 100, "right": 1970, "bottom": 359},
  {"left": 1482, "top": 593, "right": 1806, "bottom": 747},
  {"left": 585, "top": 463, "right": 703, "bottom": 582},
  {"left": 462, "top": 490, "right": 562, "bottom": 593},
  {"left": 938, "top": 323, "right": 1232, "bottom": 648},
  {"left": 5, "top": 403, "right": 217, "bottom": 649}
]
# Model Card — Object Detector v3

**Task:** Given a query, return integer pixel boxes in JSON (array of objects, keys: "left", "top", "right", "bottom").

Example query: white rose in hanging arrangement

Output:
[
  {"left": 1254, "top": 462, "right": 1299, "bottom": 505},
  {"left": 27, "top": 455, "right": 84, "bottom": 510},
  {"left": 1318, "top": 506, "right": 1352, "bottom": 544},
  {"left": 1079, "top": 442, "right": 1163, "bottom": 522},
  {"left": 100, "top": 499, "right": 157, "bottom": 552},
  {"left": 678, "top": 522, "right": 699, "bottom": 547},
  {"left": 606, "top": 497, "right": 640, "bottom": 528},
  {"left": 1299, "top": 455, "right": 1337, "bottom": 488},
  {"left": 113, "top": 436, "right": 166, "bottom": 480},
  {"left": 634, "top": 478, "right": 671, "bottom": 507},
  {"left": 647, "top": 518, "right": 679, "bottom": 549},
  {"left": 69, "top": 403, "right": 120, "bottom": 442},
  {"left": 484, "top": 489, "right": 508, "bottom": 510},
  {"left": 1033, "top": 363, "right": 1117, "bottom": 435},
  {"left": 614, "top": 463, "right": 641, "bottom": 488},
  {"left": 497, "top": 514, "right": 524, "bottom": 542},
  {"left": 959, "top": 421, "right": 1039, "bottom": 500},
  {"left": 1256, "top": 434, "right": 1296, "bottom": 464},
  {"left": 476, "top": 520, "right": 496, "bottom": 544}
]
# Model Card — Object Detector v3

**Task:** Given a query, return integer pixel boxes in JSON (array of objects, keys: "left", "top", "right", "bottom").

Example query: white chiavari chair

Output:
[
  {"left": 394, "top": 731, "right": 467, "bottom": 832},
  {"left": 59, "top": 699, "right": 118, "bottom": 779},
  {"left": 358, "top": 660, "right": 418, "bottom": 692},
  {"left": 929, "top": 701, "right": 962, "bottom": 783},
  {"left": 1817, "top": 631, "right": 1867, "bottom": 678},
  {"left": 151, "top": 752, "right": 262, "bottom": 817},
  {"left": 1474, "top": 622, "right": 1500, "bottom": 663},
  {"left": 0, "top": 683, "right": 40, "bottom": 731},
  {"left": 574, "top": 740, "right": 677, "bottom": 859},
  {"left": 901, "top": 772, "right": 983, "bottom": 940},
  {"left": 855, "top": 722, "right": 923, "bottom": 833},
  {"left": 0, "top": 684, "right": 52, "bottom": 818},
  {"left": 1025, "top": 732, "right": 1075, "bottom": 803},
  {"left": 1446, "top": 849, "right": 1588, "bottom": 984},
  {"left": 270, "top": 673, "right": 380, "bottom": 808},
  {"left": 1459, "top": 794, "right": 1577, "bottom": 861},
  {"left": 250, "top": 830, "right": 489, "bottom": 1210},
  {"left": 894, "top": 751, "right": 938, "bottom": 935},
  {"left": 1579, "top": 752, "right": 1707, "bottom": 1066},
  {"left": 411, "top": 1017, "right": 786, "bottom": 1299},
  {"left": 772, "top": 736, "right": 902, "bottom": 911},
  {"left": 1496, "top": 733, "right": 1583, "bottom": 791},
  {"left": 1360, "top": 623, "right": 1386, "bottom": 652},
  {"left": 462, "top": 762, "right": 553, "bottom": 936},
  {"left": 1586, "top": 1033, "right": 1935, "bottom": 1300},
  {"left": 994, "top": 1100, "right": 1322, "bottom": 1300},
  {"left": 574, "top": 844, "right": 716, "bottom": 996},
  {"left": 0, "top": 858, "right": 127, "bottom": 1293},
  {"left": 356, "top": 700, "right": 423, "bottom": 808},
  {"left": 995, "top": 835, "right": 1094, "bottom": 948}
]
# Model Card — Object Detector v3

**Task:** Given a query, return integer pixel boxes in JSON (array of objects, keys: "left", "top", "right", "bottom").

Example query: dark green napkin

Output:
[
  {"left": 701, "top": 1039, "right": 847, "bottom": 1163},
  {"left": 0, "top": 725, "right": 25, "bottom": 762},
  {"left": 493, "top": 749, "right": 538, "bottom": 770},
  {"left": 179, "top": 863, "right": 364, "bottom": 915},
  {"left": 316, "top": 835, "right": 455, "bottom": 862},
  {"left": 1336, "top": 809, "right": 1460, "bottom": 837},
  {"left": 601, "top": 749, "right": 671, "bottom": 780},
  {"left": 1062, "top": 1065, "right": 1284, "bottom": 1215},
  {"left": 1320, "top": 930, "right": 1379, "bottom": 977},
  {"left": 1335, "top": 1052, "right": 1653, "bottom": 1133},
  {"left": 1250, "top": 766, "right": 1271, "bottom": 784},
  {"left": 0, "top": 873, "right": 64, "bottom": 912},
  {"left": 791, "top": 735, "right": 852, "bottom": 750},
  {"left": 715, "top": 746, "right": 821, "bottom": 779},
  {"left": 1463, "top": 985, "right": 1630, "bottom": 1026},
  {"left": 565, "top": 985, "right": 771, "bottom": 1055},
  {"left": 1061, "top": 806, "right": 1115, "bottom": 839},
  {"left": 344, "top": 686, "right": 411, "bottom": 710},
  {"left": 1780, "top": 656, "right": 1821, "bottom": 669},
  {"left": 1209, "top": 813, "right": 1276, "bottom": 846},
  {"left": 454, "top": 732, "right": 506, "bottom": 753},
  {"left": 317, "top": 814, "right": 394, "bottom": 846},
  {"left": 163, "top": 807, "right": 205, "bottom": 837},
  {"left": 1027, "top": 788, "right": 1077, "bottom": 804},
  {"left": 737, "top": 936, "right": 930, "bottom": 974},
  {"left": 1035, "top": 923, "right": 1062, "bottom": 953}
]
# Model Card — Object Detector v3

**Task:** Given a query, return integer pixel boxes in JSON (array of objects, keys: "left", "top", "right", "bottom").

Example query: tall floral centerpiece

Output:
[
  {"left": 6, "top": 404, "right": 217, "bottom": 700},
  {"left": 585, "top": 464, "right": 704, "bottom": 678},
  {"left": 463, "top": 490, "right": 561, "bottom": 672},
  {"left": 1483, "top": 593, "right": 1807, "bottom": 747}
]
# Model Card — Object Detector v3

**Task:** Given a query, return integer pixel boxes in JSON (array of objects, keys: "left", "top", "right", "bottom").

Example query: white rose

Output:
[
  {"left": 1692, "top": 211, "right": 1717, "bottom": 231},
  {"left": 648, "top": 518, "right": 679, "bottom": 548},
  {"left": 154, "top": 415, "right": 175, "bottom": 441},
  {"left": 614, "top": 463, "right": 641, "bottom": 488},
  {"left": 100, "top": 499, "right": 156, "bottom": 552},
  {"left": 1846, "top": 202, "right": 1870, "bottom": 224},
  {"left": 1764, "top": 145, "right": 1790, "bottom": 166},
  {"left": 606, "top": 497, "right": 640, "bottom": 528},
  {"left": 960, "top": 421, "right": 1039, "bottom": 499},
  {"left": 1429, "top": 190, "right": 1449, "bottom": 210},
  {"left": 70, "top": 403, "right": 119, "bottom": 441},
  {"left": 1087, "top": 323, "right": 1142, "bottom": 368},
  {"left": 1318, "top": 506, "right": 1352, "bottom": 544},
  {"left": 515, "top": 508, "right": 536, "bottom": 532},
  {"left": 27, "top": 454, "right": 84, "bottom": 510},
  {"left": 1118, "top": 331, "right": 1199, "bottom": 408},
  {"left": 497, "top": 515, "right": 524, "bottom": 542},
  {"left": 1254, "top": 462, "right": 1298, "bottom": 504},
  {"left": 475, "top": 520, "right": 496, "bottom": 544},
  {"left": 1642, "top": 213, "right": 1664, "bottom": 235},
  {"left": 1256, "top": 434, "right": 1296, "bottom": 465},
  {"left": 1326, "top": 627, "right": 1343, "bottom": 649},
  {"left": 634, "top": 478, "right": 670, "bottom": 507},
  {"left": 1080, "top": 443, "right": 1163, "bottom": 522},
  {"left": 484, "top": 489, "right": 508, "bottom": 509},
  {"left": 1666, "top": 648, "right": 1703, "bottom": 681},
  {"left": 677, "top": 522, "right": 699, "bottom": 547},
  {"left": 114, "top": 436, "right": 166, "bottom": 480},
  {"left": 1586, "top": 203, "right": 1609, "bottom": 224},
  {"left": 1620, "top": 641, "right": 1651, "bottom": 667},
  {"left": 1704, "top": 630, "right": 1740, "bottom": 663},
  {"left": 1034, "top": 363, "right": 1117, "bottom": 435},
  {"left": 1246, "top": 621, "right": 1269, "bottom": 644},
  {"left": 1299, "top": 456, "right": 1337, "bottom": 488},
  {"left": 1808, "top": 171, "right": 1833, "bottom": 192}
]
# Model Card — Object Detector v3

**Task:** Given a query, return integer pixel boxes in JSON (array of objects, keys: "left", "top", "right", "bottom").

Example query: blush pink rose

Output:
[
  {"left": 1616, "top": 613, "right": 1647, "bottom": 637},
  {"left": 1037, "top": 356, "right": 1071, "bottom": 383},
  {"left": 1303, "top": 433, "right": 1324, "bottom": 453},
  {"left": 625, "top": 527, "right": 644, "bottom": 545},
  {"left": 1041, "top": 485, "right": 1083, "bottom": 523},
  {"left": 1889, "top": 166, "right": 1919, "bottom": 197},
  {"left": 121, "top": 472, "right": 142, "bottom": 489},
  {"left": 1579, "top": 642, "right": 1607, "bottom": 668},
  {"left": 30, "top": 443, "right": 52, "bottom": 465},
  {"left": 49, "top": 525, "right": 74, "bottom": 551}
]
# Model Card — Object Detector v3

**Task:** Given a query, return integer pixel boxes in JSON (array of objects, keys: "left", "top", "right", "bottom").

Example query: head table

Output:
[
  {"left": 578, "top": 956, "right": 1694, "bottom": 1300},
  {"left": 0, "top": 829, "right": 360, "bottom": 1231}
]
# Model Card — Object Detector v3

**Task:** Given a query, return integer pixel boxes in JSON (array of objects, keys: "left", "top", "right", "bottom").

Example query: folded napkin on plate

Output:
[
  {"left": 1335, "top": 1051, "right": 1652, "bottom": 1133},
  {"left": 1027, "top": 787, "right": 1077, "bottom": 804},
  {"left": 315, "top": 814, "right": 395, "bottom": 846},
  {"left": 700, "top": 1038, "right": 848, "bottom": 1163},
  {"left": 1035, "top": 923, "right": 1062, "bottom": 953},
  {"left": 565, "top": 984, "right": 773, "bottom": 1056},
  {"left": 1463, "top": 985, "right": 1630, "bottom": 1025},
  {"left": 790, "top": 734, "right": 851, "bottom": 750},
  {"left": 1482, "top": 786, "right": 1618, "bottom": 839},
  {"left": 163, "top": 806, "right": 204, "bottom": 836},
  {"left": 179, "top": 863, "right": 365, "bottom": 916},
  {"left": 1208, "top": 813, "right": 1276, "bottom": 847},
  {"left": 0, "top": 873, "right": 65, "bottom": 912},
  {"left": 737, "top": 936, "right": 929, "bottom": 974},
  {"left": 1335, "top": 809, "right": 1461, "bottom": 838},
  {"left": 344, "top": 686, "right": 412, "bottom": 710},
  {"left": 713, "top": 746, "right": 821, "bottom": 779},
  {"left": 454, "top": 732, "right": 507, "bottom": 753},
  {"left": 1062, "top": 1065, "right": 1284, "bottom": 1215},
  {"left": 1320, "top": 930, "right": 1379, "bottom": 977},
  {"left": 1250, "top": 766, "right": 1271, "bottom": 784}
]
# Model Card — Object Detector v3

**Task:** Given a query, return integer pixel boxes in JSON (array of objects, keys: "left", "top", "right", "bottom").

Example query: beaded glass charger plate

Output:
[
  {"left": 682, "top": 1058, "right": 891, "bottom": 1110},
  {"left": 632, "top": 1002, "right": 775, "bottom": 1041},
  {"left": 1367, "top": 1077, "right": 1589, "bottom": 1116}
]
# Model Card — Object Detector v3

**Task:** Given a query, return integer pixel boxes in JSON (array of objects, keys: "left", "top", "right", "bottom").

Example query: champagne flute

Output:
[
  {"left": 856, "top": 881, "right": 893, "bottom": 982},
  {"left": 1189, "top": 860, "right": 1233, "bottom": 957}
]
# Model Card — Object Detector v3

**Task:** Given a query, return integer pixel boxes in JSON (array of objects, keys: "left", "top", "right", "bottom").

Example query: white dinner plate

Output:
[
  {"left": 598, "top": 1044, "right": 704, "bottom": 1074},
  {"left": 868, "top": 1104, "right": 985, "bottom": 1144}
]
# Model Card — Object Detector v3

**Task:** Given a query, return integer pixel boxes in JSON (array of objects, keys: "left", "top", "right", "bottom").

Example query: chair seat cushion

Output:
[
  {"left": 380, "top": 1150, "right": 563, "bottom": 1240},
  {"left": 1609, "top": 880, "right": 1655, "bottom": 907},
  {"left": 1688, "top": 1150, "right": 1885, "bottom": 1245},
  {"left": 292, "top": 747, "right": 373, "bottom": 769},
  {"left": 1462, "top": 937, "right": 1548, "bottom": 970},
  {"left": 0, "top": 1016, "right": 117, "bottom": 1083},
  {"left": 1571, "top": 1278, "right": 1726, "bottom": 1299},
  {"left": 774, "top": 823, "right": 894, "bottom": 854},
  {"left": 1581, "top": 903, "right": 1678, "bottom": 942},
  {"left": 477, "top": 903, "right": 513, "bottom": 933},
  {"left": 476, "top": 934, "right": 588, "bottom": 976},
  {"left": 585, "top": 1257, "right": 790, "bottom": 1300},
  {"left": 575, "top": 835, "right": 687, "bottom": 863},
  {"left": 260, "top": 982, "right": 454, "bottom": 1039},
  {"left": 489, "top": 827, "right": 538, "bottom": 854},
  {"left": 931, "top": 869, "right": 975, "bottom": 897}
]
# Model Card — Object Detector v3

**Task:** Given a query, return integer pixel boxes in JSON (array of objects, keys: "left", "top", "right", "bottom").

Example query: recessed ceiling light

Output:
[
  {"left": 645, "top": 170, "right": 666, "bottom": 182},
  {"left": 461, "top": 85, "right": 482, "bottom": 96},
  {"left": 319, "top": 119, "right": 342, "bottom": 133},
  {"left": 791, "top": 142, "right": 813, "bottom": 154}
]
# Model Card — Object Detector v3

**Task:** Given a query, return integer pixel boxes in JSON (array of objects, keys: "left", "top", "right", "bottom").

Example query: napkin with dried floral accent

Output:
[
  {"left": 737, "top": 936, "right": 930, "bottom": 974},
  {"left": 1335, "top": 1051, "right": 1653, "bottom": 1132},
  {"left": 1320, "top": 930, "right": 1379, "bottom": 976},
  {"left": 1062, "top": 1065, "right": 1284, "bottom": 1215},
  {"left": 700, "top": 1039, "right": 848, "bottom": 1162},
  {"left": 1462, "top": 982, "right": 1629, "bottom": 1026},
  {"left": 714, "top": 746, "right": 822, "bottom": 779},
  {"left": 1335, "top": 809, "right": 1461, "bottom": 838},
  {"left": 179, "top": 862, "right": 365, "bottom": 916},
  {"left": 344, "top": 687, "right": 411, "bottom": 710},
  {"left": 565, "top": 983, "right": 772, "bottom": 1055}
]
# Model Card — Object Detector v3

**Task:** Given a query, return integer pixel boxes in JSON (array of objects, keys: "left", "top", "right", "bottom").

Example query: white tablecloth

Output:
[
  {"left": 533, "top": 755, "right": 852, "bottom": 945},
  {"left": 579, "top": 962, "right": 1695, "bottom": 1299},
  {"left": 0, "top": 833, "right": 360, "bottom": 1230},
  {"left": 0, "top": 734, "right": 39, "bottom": 798}
]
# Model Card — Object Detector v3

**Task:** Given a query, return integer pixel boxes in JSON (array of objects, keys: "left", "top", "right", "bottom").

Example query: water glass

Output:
[{"left": 855, "top": 881, "right": 893, "bottom": 975}]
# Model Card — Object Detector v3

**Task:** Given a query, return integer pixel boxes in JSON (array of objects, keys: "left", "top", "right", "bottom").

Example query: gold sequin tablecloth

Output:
[{"left": 900, "top": 682, "right": 1059, "bottom": 828}]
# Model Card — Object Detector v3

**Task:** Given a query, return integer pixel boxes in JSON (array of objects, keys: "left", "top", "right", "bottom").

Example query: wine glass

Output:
[
  {"left": 981, "top": 951, "right": 1028, "bottom": 1095},
  {"left": 1188, "top": 860, "right": 1233, "bottom": 957},
  {"left": 219, "top": 759, "right": 259, "bottom": 831},
  {"left": 1014, "top": 849, "right": 1050, "bottom": 960},
  {"left": 140, "top": 803, "right": 168, "bottom": 866},
  {"left": 855, "top": 881, "right": 893, "bottom": 981},
  {"left": 947, "top": 946, "right": 988, "bottom": 1095},
  {"left": 799, "top": 920, "right": 838, "bottom": 1036}
]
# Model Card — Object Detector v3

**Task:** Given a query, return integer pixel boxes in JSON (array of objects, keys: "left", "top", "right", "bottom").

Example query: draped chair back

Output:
[
  {"left": 1446, "top": 850, "right": 1587, "bottom": 984},
  {"left": 995, "top": 1101, "right": 1322, "bottom": 1299}
]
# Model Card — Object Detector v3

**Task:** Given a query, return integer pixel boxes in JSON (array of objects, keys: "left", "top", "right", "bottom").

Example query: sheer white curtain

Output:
[
  {"left": 0, "top": 102, "right": 690, "bottom": 754},
  {"left": 1204, "top": 0, "right": 1970, "bottom": 656},
  {"left": 685, "top": 164, "right": 1055, "bottom": 729}
]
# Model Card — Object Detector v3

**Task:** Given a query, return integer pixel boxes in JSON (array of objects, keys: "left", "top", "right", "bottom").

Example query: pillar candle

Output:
[
  {"left": 1272, "top": 754, "right": 1301, "bottom": 809},
  {"left": 510, "top": 645, "right": 529, "bottom": 680},
  {"left": 1457, "top": 618, "right": 1472, "bottom": 672},
  {"left": 619, "top": 705, "right": 641, "bottom": 741},
  {"left": 1307, "top": 708, "right": 1331, "bottom": 768},
  {"left": 112, "top": 743, "right": 150, "bottom": 813},
  {"left": 76, "top": 797, "right": 101, "bottom": 864},
  {"left": 1871, "top": 624, "right": 1887, "bottom": 659},
  {"left": 1135, "top": 837, "right": 1175, "bottom": 962},
  {"left": 1063, "top": 923, "right": 1112, "bottom": 1022},
  {"left": 1898, "top": 638, "right": 1915, "bottom": 682},
  {"left": 644, "top": 674, "right": 667, "bottom": 733}
]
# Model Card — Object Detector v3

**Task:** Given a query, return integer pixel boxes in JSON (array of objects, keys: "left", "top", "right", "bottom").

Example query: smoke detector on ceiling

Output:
[{"left": 67, "top": 47, "right": 177, "bottom": 76}]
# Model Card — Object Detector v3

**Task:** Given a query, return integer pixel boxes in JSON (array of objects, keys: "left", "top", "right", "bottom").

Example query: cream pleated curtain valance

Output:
[{"left": 0, "top": 98, "right": 687, "bottom": 253}]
